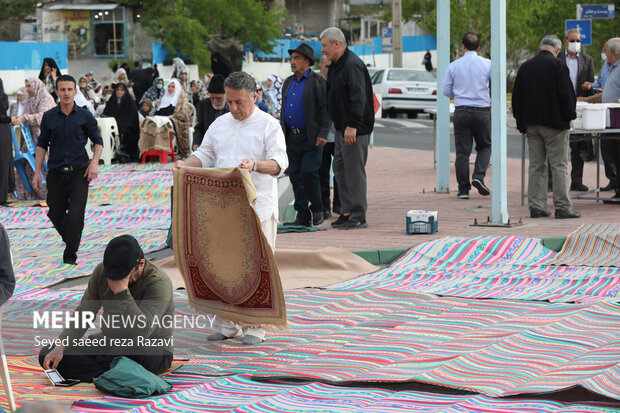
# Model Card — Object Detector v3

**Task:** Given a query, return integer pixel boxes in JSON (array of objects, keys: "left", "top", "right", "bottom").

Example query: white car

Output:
[{"left": 371, "top": 68, "right": 437, "bottom": 118}]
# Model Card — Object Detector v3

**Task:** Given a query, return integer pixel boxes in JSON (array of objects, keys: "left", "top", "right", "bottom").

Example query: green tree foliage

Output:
[
  {"left": 0, "top": 0, "right": 38, "bottom": 20},
  {"left": 124, "top": 0, "right": 286, "bottom": 69},
  {"left": 389, "top": 0, "right": 619, "bottom": 74}
]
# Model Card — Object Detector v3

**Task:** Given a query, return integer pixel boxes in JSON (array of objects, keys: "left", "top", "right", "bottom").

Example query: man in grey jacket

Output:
[{"left": 281, "top": 43, "right": 332, "bottom": 227}]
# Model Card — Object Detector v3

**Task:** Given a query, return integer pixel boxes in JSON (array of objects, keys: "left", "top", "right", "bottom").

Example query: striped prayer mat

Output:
[
  {"left": 332, "top": 236, "right": 620, "bottom": 303},
  {"left": 71, "top": 375, "right": 620, "bottom": 412},
  {"left": 548, "top": 223, "right": 620, "bottom": 267}
]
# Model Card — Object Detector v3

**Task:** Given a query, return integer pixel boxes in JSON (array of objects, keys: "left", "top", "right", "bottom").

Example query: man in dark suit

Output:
[
  {"left": 192, "top": 74, "right": 228, "bottom": 151},
  {"left": 512, "top": 35, "right": 580, "bottom": 219},
  {"left": 558, "top": 28, "right": 595, "bottom": 192},
  {"left": 281, "top": 43, "right": 332, "bottom": 227}
]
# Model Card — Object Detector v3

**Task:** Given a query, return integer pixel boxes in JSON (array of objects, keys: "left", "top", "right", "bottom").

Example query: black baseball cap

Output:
[{"left": 103, "top": 235, "right": 143, "bottom": 280}]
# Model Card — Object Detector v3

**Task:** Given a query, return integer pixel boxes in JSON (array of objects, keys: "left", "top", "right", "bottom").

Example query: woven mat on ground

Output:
[
  {"left": 332, "top": 236, "right": 620, "bottom": 303},
  {"left": 54, "top": 247, "right": 378, "bottom": 292},
  {"left": 170, "top": 288, "right": 620, "bottom": 399},
  {"left": 71, "top": 375, "right": 620, "bottom": 412},
  {"left": 0, "top": 163, "right": 172, "bottom": 294},
  {"left": 0, "top": 356, "right": 190, "bottom": 412},
  {"left": 547, "top": 223, "right": 620, "bottom": 267},
  {"left": 172, "top": 167, "right": 286, "bottom": 329}
]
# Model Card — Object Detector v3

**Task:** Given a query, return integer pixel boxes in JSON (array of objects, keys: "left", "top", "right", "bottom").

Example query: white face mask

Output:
[
  {"left": 567, "top": 42, "right": 581, "bottom": 54},
  {"left": 602, "top": 52, "right": 608, "bottom": 61}
]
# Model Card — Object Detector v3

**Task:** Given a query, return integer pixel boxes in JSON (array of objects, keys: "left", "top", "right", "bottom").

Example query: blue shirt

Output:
[
  {"left": 442, "top": 51, "right": 491, "bottom": 107},
  {"left": 592, "top": 61, "right": 611, "bottom": 90},
  {"left": 37, "top": 104, "right": 103, "bottom": 170},
  {"left": 284, "top": 68, "right": 311, "bottom": 129},
  {"left": 602, "top": 60, "right": 620, "bottom": 104}
]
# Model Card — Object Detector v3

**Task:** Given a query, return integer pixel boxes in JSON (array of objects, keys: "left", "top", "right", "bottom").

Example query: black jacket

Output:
[
  {"left": 193, "top": 99, "right": 228, "bottom": 148},
  {"left": 280, "top": 70, "right": 332, "bottom": 144},
  {"left": 326, "top": 48, "right": 374, "bottom": 135},
  {"left": 557, "top": 50, "right": 594, "bottom": 98},
  {"left": 512, "top": 50, "right": 576, "bottom": 134}
]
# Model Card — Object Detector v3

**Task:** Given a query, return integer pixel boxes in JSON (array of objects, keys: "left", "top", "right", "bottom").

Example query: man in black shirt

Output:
[{"left": 33, "top": 75, "right": 103, "bottom": 264}]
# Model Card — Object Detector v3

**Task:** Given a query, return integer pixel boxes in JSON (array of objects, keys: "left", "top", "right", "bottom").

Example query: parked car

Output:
[{"left": 371, "top": 68, "right": 437, "bottom": 118}]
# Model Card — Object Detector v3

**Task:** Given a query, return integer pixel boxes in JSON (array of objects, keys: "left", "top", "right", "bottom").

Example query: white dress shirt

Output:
[
  {"left": 442, "top": 51, "right": 492, "bottom": 107},
  {"left": 193, "top": 108, "right": 288, "bottom": 221}
]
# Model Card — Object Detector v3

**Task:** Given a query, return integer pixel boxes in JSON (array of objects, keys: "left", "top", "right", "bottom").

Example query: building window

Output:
[{"left": 92, "top": 7, "right": 125, "bottom": 57}]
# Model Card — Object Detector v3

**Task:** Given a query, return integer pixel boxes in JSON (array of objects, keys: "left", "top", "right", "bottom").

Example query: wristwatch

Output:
[{"left": 252, "top": 159, "right": 258, "bottom": 172}]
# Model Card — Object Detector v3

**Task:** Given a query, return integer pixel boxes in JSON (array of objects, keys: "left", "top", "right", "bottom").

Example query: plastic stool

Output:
[{"left": 141, "top": 131, "right": 176, "bottom": 163}]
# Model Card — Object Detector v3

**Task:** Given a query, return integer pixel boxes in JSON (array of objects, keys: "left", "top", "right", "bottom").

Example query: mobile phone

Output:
[{"left": 44, "top": 369, "right": 80, "bottom": 387}]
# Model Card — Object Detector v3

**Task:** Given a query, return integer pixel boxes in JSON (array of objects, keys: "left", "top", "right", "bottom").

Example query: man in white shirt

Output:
[{"left": 175, "top": 71, "right": 288, "bottom": 344}]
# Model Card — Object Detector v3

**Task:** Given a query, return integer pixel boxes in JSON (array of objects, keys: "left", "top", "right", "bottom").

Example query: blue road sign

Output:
[
  {"left": 577, "top": 4, "right": 615, "bottom": 19},
  {"left": 565, "top": 19, "right": 592, "bottom": 45}
]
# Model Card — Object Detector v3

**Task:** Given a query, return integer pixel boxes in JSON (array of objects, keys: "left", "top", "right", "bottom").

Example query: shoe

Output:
[
  {"left": 570, "top": 183, "right": 589, "bottom": 191},
  {"left": 284, "top": 215, "right": 311, "bottom": 227},
  {"left": 323, "top": 210, "right": 332, "bottom": 220},
  {"left": 456, "top": 191, "right": 469, "bottom": 199},
  {"left": 548, "top": 185, "right": 553, "bottom": 192},
  {"left": 472, "top": 179, "right": 490, "bottom": 196},
  {"left": 602, "top": 194, "right": 620, "bottom": 204},
  {"left": 63, "top": 251, "right": 77, "bottom": 265},
  {"left": 331, "top": 214, "right": 349, "bottom": 228},
  {"left": 555, "top": 209, "right": 581, "bottom": 219},
  {"left": 600, "top": 182, "right": 616, "bottom": 192},
  {"left": 207, "top": 332, "right": 233, "bottom": 341},
  {"left": 241, "top": 334, "right": 264, "bottom": 345},
  {"left": 63, "top": 259, "right": 77, "bottom": 265},
  {"left": 312, "top": 211, "right": 324, "bottom": 226},
  {"left": 337, "top": 219, "right": 368, "bottom": 230},
  {"left": 530, "top": 208, "right": 551, "bottom": 218}
]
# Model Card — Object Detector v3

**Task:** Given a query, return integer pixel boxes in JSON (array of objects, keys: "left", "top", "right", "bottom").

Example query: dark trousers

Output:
[
  {"left": 287, "top": 132, "right": 323, "bottom": 219},
  {"left": 569, "top": 141, "right": 586, "bottom": 185},
  {"left": 611, "top": 139, "right": 620, "bottom": 197},
  {"left": 333, "top": 131, "right": 368, "bottom": 222},
  {"left": 39, "top": 341, "right": 173, "bottom": 382},
  {"left": 0, "top": 124, "right": 13, "bottom": 204},
  {"left": 601, "top": 139, "right": 617, "bottom": 186},
  {"left": 46, "top": 167, "right": 90, "bottom": 262},
  {"left": 319, "top": 141, "right": 340, "bottom": 214},
  {"left": 453, "top": 107, "right": 491, "bottom": 191}
]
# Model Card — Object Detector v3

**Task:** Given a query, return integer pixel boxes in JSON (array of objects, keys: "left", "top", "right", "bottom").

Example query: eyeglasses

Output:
[{"left": 568, "top": 39, "right": 581, "bottom": 43}]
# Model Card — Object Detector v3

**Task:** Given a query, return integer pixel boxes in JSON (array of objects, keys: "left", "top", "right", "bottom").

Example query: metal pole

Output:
[
  {"left": 392, "top": 0, "right": 403, "bottom": 67},
  {"left": 436, "top": 0, "right": 450, "bottom": 193},
  {"left": 113, "top": 9, "right": 117, "bottom": 58},
  {"left": 490, "top": 0, "right": 509, "bottom": 223}
]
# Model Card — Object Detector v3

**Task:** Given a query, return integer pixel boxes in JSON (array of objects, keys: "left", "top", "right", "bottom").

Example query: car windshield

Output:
[{"left": 387, "top": 70, "right": 435, "bottom": 82}]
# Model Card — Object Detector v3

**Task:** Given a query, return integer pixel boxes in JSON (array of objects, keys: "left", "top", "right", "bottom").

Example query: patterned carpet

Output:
[{"left": 1, "top": 164, "right": 620, "bottom": 411}]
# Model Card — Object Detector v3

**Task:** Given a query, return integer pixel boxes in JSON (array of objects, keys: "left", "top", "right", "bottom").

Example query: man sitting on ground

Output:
[{"left": 39, "top": 235, "right": 174, "bottom": 381}]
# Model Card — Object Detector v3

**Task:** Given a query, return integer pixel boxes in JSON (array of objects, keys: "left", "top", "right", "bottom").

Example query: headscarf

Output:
[
  {"left": 141, "top": 77, "right": 164, "bottom": 103},
  {"left": 113, "top": 68, "right": 128, "bottom": 84},
  {"left": 22, "top": 77, "right": 56, "bottom": 137},
  {"left": 158, "top": 79, "right": 182, "bottom": 110},
  {"left": 190, "top": 80, "right": 209, "bottom": 100},
  {"left": 103, "top": 83, "right": 138, "bottom": 131},
  {"left": 74, "top": 89, "right": 95, "bottom": 116},
  {"left": 139, "top": 97, "right": 153, "bottom": 117},
  {"left": 23, "top": 77, "right": 56, "bottom": 117},
  {"left": 172, "top": 58, "right": 188, "bottom": 79},
  {"left": 211, "top": 51, "right": 232, "bottom": 78},
  {"left": 267, "top": 74, "right": 282, "bottom": 113},
  {"left": 16, "top": 87, "right": 26, "bottom": 116},
  {"left": 38, "top": 58, "right": 61, "bottom": 82}
]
